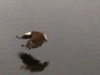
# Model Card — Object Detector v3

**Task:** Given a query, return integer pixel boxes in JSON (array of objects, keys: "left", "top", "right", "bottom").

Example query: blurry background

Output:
[{"left": 0, "top": 0, "right": 100, "bottom": 75}]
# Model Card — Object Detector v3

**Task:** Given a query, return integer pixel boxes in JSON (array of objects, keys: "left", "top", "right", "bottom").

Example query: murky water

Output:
[{"left": 0, "top": 0, "right": 100, "bottom": 75}]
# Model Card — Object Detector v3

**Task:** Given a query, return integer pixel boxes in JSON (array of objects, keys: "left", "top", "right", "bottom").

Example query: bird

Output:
[
  {"left": 18, "top": 52, "right": 49, "bottom": 72},
  {"left": 16, "top": 31, "right": 48, "bottom": 49}
]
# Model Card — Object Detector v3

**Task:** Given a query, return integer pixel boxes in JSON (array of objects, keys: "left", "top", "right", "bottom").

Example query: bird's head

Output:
[{"left": 24, "top": 32, "right": 32, "bottom": 36}]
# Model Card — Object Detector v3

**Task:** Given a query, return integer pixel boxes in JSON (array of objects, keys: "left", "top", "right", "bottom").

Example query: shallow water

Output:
[{"left": 0, "top": 0, "right": 100, "bottom": 75}]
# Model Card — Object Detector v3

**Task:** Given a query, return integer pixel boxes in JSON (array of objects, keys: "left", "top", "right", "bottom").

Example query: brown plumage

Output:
[{"left": 16, "top": 31, "right": 48, "bottom": 49}]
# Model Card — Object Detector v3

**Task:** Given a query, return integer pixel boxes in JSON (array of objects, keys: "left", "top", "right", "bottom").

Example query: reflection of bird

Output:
[
  {"left": 16, "top": 31, "right": 48, "bottom": 50},
  {"left": 18, "top": 52, "right": 49, "bottom": 72}
]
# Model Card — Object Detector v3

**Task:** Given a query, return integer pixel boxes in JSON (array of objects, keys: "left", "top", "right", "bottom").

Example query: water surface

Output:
[{"left": 0, "top": 0, "right": 100, "bottom": 75}]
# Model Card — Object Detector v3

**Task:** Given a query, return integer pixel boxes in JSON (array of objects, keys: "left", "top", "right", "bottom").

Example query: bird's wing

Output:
[{"left": 27, "top": 33, "right": 46, "bottom": 49}]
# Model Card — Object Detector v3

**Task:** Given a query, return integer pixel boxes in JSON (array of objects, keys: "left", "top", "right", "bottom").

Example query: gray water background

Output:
[{"left": 0, "top": 0, "right": 100, "bottom": 75}]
